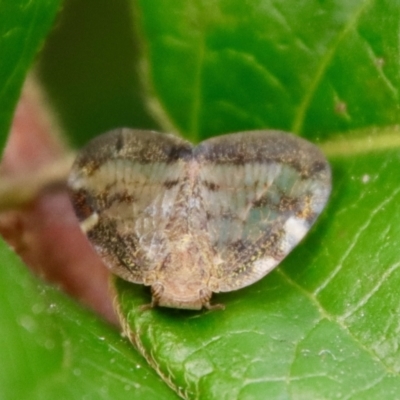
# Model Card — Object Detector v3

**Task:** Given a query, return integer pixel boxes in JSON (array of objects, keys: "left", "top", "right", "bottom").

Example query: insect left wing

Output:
[
  {"left": 68, "top": 128, "right": 192, "bottom": 284},
  {"left": 195, "top": 130, "right": 331, "bottom": 292}
]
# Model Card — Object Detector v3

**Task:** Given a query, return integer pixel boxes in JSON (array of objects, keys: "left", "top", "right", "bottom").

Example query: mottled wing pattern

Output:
[
  {"left": 68, "top": 128, "right": 192, "bottom": 283},
  {"left": 194, "top": 131, "right": 331, "bottom": 292}
]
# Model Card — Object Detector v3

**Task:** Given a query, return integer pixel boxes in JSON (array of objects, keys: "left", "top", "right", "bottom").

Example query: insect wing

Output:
[{"left": 194, "top": 130, "right": 331, "bottom": 292}]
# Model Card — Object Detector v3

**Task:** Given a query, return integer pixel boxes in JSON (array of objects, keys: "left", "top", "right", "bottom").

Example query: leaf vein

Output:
[
  {"left": 291, "top": 0, "right": 373, "bottom": 134},
  {"left": 314, "top": 179, "right": 400, "bottom": 296}
]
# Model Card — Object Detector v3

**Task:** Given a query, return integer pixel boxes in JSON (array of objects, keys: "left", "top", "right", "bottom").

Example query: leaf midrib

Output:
[{"left": 320, "top": 128, "right": 400, "bottom": 157}]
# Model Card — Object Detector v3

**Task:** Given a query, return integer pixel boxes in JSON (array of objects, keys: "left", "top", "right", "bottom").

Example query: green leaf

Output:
[
  {"left": 134, "top": 0, "right": 400, "bottom": 143},
  {"left": 0, "top": 0, "right": 61, "bottom": 151},
  {"left": 36, "top": 0, "right": 157, "bottom": 147},
  {"left": 0, "top": 238, "right": 178, "bottom": 399},
  {"left": 115, "top": 131, "right": 400, "bottom": 397}
]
